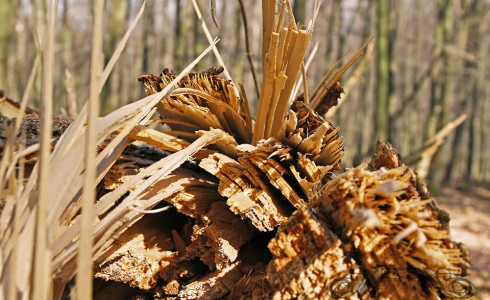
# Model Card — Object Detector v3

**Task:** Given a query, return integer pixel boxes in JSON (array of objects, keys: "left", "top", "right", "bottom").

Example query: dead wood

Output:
[{"left": 0, "top": 2, "right": 474, "bottom": 299}]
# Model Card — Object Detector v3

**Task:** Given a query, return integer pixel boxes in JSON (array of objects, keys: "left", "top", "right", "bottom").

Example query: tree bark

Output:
[
  {"left": 293, "top": 0, "right": 306, "bottom": 25},
  {"left": 427, "top": 0, "right": 455, "bottom": 192},
  {"left": 374, "top": 0, "right": 390, "bottom": 142}
]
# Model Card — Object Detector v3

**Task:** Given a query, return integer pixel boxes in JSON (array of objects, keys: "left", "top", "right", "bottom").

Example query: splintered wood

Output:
[
  {"left": 101, "top": 9, "right": 472, "bottom": 295},
  {"left": 309, "top": 39, "right": 372, "bottom": 115},
  {"left": 0, "top": 0, "right": 475, "bottom": 298},
  {"left": 310, "top": 164, "right": 471, "bottom": 299},
  {"left": 253, "top": 1, "right": 313, "bottom": 144},
  {"left": 138, "top": 68, "right": 252, "bottom": 145},
  {"left": 200, "top": 152, "right": 291, "bottom": 231},
  {"left": 278, "top": 101, "right": 344, "bottom": 168},
  {"left": 267, "top": 207, "right": 361, "bottom": 300}
]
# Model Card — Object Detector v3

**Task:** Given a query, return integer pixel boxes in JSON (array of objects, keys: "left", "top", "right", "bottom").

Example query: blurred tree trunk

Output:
[
  {"left": 174, "top": 0, "right": 191, "bottom": 72},
  {"left": 31, "top": 0, "right": 46, "bottom": 107},
  {"left": 12, "top": 1, "right": 26, "bottom": 101},
  {"left": 467, "top": 1, "right": 487, "bottom": 184},
  {"left": 175, "top": 0, "right": 183, "bottom": 70},
  {"left": 154, "top": 2, "right": 165, "bottom": 68},
  {"left": 425, "top": 0, "right": 453, "bottom": 141},
  {"left": 101, "top": 0, "right": 127, "bottom": 114},
  {"left": 233, "top": 1, "right": 244, "bottom": 84},
  {"left": 353, "top": 0, "right": 375, "bottom": 166},
  {"left": 478, "top": 7, "right": 490, "bottom": 183},
  {"left": 192, "top": 0, "right": 204, "bottom": 71},
  {"left": 120, "top": 2, "right": 133, "bottom": 110},
  {"left": 426, "top": 0, "right": 455, "bottom": 192},
  {"left": 0, "top": 0, "right": 13, "bottom": 92},
  {"left": 61, "top": 0, "right": 73, "bottom": 115},
  {"left": 293, "top": 0, "right": 306, "bottom": 25},
  {"left": 386, "top": 1, "right": 399, "bottom": 145},
  {"left": 323, "top": 1, "right": 338, "bottom": 73},
  {"left": 444, "top": 0, "right": 478, "bottom": 183},
  {"left": 335, "top": 0, "right": 345, "bottom": 61},
  {"left": 374, "top": 0, "right": 390, "bottom": 142},
  {"left": 142, "top": 0, "right": 154, "bottom": 74}
]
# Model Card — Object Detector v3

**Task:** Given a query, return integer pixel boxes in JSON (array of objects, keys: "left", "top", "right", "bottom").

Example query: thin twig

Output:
[
  {"left": 211, "top": 0, "right": 221, "bottom": 29},
  {"left": 191, "top": 0, "right": 233, "bottom": 82},
  {"left": 238, "top": 0, "right": 260, "bottom": 100}
]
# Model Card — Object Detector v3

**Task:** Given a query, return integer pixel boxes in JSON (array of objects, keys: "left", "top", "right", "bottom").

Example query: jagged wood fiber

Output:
[{"left": 0, "top": 0, "right": 475, "bottom": 298}]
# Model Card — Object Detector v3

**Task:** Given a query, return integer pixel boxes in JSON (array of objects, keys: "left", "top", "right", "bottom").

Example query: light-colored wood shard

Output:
[
  {"left": 0, "top": 91, "right": 38, "bottom": 118},
  {"left": 177, "top": 262, "right": 243, "bottom": 300},
  {"left": 278, "top": 101, "right": 345, "bottom": 169},
  {"left": 253, "top": 1, "right": 313, "bottom": 144},
  {"left": 127, "top": 124, "right": 214, "bottom": 160},
  {"left": 200, "top": 153, "right": 290, "bottom": 231},
  {"left": 138, "top": 69, "right": 252, "bottom": 145}
]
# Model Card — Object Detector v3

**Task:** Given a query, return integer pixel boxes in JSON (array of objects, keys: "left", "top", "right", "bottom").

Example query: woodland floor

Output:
[{"left": 438, "top": 186, "right": 490, "bottom": 300}]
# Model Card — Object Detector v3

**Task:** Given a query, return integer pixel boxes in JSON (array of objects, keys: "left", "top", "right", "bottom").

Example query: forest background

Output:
[{"left": 0, "top": 0, "right": 488, "bottom": 193}]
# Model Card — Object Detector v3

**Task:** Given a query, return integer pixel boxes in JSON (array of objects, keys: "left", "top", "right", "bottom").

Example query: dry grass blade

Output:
[
  {"left": 45, "top": 42, "right": 218, "bottom": 281},
  {"left": 0, "top": 22, "right": 216, "bottom": 300},
  {"left": 51, "top": 129, "right": 227, "bottom": 276},
  {"left": 51, "top": 0, "right": 146, "bottom": 161},
  {"left": 76, "top": 0, "right": 104, "bottom": 298},
  {"left": 33, "top": 0, "right": 57, "bottom": 298},
  {"left": 0, "top": 33, "right": 40, "bottom": 200}
]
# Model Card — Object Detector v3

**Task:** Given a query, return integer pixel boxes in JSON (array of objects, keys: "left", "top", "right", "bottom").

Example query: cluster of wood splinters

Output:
[
  {"left": 98, "top": 0, "right": 472, "bottom": 298},
  {"left": 0, "top": 0, "right": 474, "bottom": 299}
]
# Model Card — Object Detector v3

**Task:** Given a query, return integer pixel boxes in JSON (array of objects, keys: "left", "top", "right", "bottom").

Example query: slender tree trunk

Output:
[
  {"left": 12, "top": 2, "right": 26, "bottom": 101},
  {"left": 192, "top": 0, "right": 204, "bottom": 71},
  {"left": 428, "top": 0, "right": 455, "bottom": 192},
  {"left": 387, "top": 1, "right": 399, "bottom": 144},
  {"left": 334, "top": 0, "right": 345, "bottom": 64},
  {"left": 354, "top": 0, "right": 375, "bottom": 166},
  {"left": 323, "top": 2, "right": 336, "bottom": 73},
  {"left": 293, "top": 0, "right": 306, "bottom": 25},
  {"left": 174, "top": 0, "right": 189, "bottom": 72},
  {"left": 119, "top": 2, "right": 132, "bottom": 110},
  {"left": 142, "top": 0, "right": 154, "bottom": 74},
  {"left": 233, "top": 1, "right": 244, "bottom": 84},
  {"left": 31, "top": 0, "right": 46, "bottom": 107},
  {"left": 467, "top": 1, "right": 487, "bottom": 183},
  {"left": 0, "top": 0, "right": 12, "bottom": 92},
  {"left": 374, "top": 0, "right": 390, "bottom": 142},
  {"left": 444, "top": 0, "right": 477, "bottom": 183},
  {"left": 101, "top": 0, "right": 127, "bottom": 114},
  {"left": 478, "top": 5, "right": 490, "bottom": 182},
  {"left": 60, "top": 0, "right": 73, "bottom": 114}
]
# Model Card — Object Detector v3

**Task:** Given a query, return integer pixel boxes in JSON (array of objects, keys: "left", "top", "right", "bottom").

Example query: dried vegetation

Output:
[{"left": 0, "top": 0, "right": 476, "bottom": 299}]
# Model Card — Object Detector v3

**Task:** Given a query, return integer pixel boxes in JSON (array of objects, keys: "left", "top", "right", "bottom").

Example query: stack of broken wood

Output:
[{"left": 0, "top": 1, "right": 475, "bottom": 299}]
